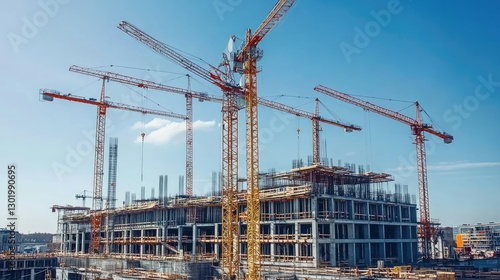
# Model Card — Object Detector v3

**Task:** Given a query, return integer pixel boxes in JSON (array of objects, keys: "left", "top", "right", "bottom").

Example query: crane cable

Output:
[
  {"left": 140, "top": 89, "right": 146, "bottom": 183},
  {"left": 364, "top": 110, "right": 373, "bottom": 172},
  {"left": 296, "top": 117, "right": 301, "bottom": 165}
]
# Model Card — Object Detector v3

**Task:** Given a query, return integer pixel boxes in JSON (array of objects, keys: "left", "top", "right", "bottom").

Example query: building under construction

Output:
[{"left": 55, "top": 163, "right": 419, "bottom": 278}]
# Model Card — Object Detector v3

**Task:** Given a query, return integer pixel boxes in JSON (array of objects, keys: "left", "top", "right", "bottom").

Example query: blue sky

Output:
[{"left": 1, "top": 0, "right": 499, "bottom": 233}]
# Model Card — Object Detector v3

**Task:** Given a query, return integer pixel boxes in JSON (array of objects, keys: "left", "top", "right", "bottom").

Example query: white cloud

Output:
[
  {"left": 132, "top": 118, "right": 173, "bottom": 130},
  {"left": 132, "top": 118, "right": 216, "bottom": 145}
]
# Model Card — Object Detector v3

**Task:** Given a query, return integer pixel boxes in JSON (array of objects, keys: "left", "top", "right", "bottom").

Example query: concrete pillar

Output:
[
  {"left": 161, "top": 227, "right": 166, "bottom": 256},
  {"left": 110, "top": 228, "right": 114, "bottom": 254},
  {"left": 311, "top": 197, "right": 317, "bottom": 218},
  {"left": 30, "top": 268, "right": 35, "bottom": 280},
  {"left": 294, "top": 221, "right": 299, "bottom": 262},
  {"left": 75, "top": 232, "right": 79, "bottom": 254},
  {"left": 140, "top": 229, "right": 144, "bottom": 256},
  {"left": 311, "top": 219, "right": 319, "bottom": 267},
  {"left": 81, "top": 231, "right": 85, "bottom": 253},
  {"left": 349, "top": 243, "right": 356, "bottom": 266},
  {"left": 330, "top": 243, "right": 337, "bottom": 267},
  {"left": 399, "top": 242, "right": 404, "bottom": 263},
  {"left": 270, "top": 222, "right": 275, "bottom": 262},
  {"left": 365, "top": 242, "right": 371, "bottom": 266},
  {"left": 349, "top": 200, "right": 354, "bottom": 220},
  {"left": 270, "top": 200, "right": 275, "bottom": 218},
  {"left": 294, "top": 198, "right": 299, "bottom": 218},
  {"left": 178, "top": 227, "right": 183, "bottom": 252},
  {"left": 366, "top": 201, "right": 369, "bottom": 221},
  {"left": 156, "top": 227, "right": 161, "bottom": 256},
  {"left": 192, "top": 224, "right": 197, "bottom": 255},
  {"left": 381, "top": 241, "right": 387, "bottom": 261},
  {"left": 214, "top": 224, "right": 219, "bottom": 259}
]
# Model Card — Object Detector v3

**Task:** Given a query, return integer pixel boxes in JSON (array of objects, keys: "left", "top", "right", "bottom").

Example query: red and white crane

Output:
[
  {"left": 314, "top": 84, "right": 453, "bottom": 260},
  {"left": 40, "top": 86, "right": 186, "bottom": 254}
]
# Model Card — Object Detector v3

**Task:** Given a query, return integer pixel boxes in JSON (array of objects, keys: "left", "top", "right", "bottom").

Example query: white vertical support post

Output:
[
  {"left": 270, "top": 222, "right": 275, "bottom": 262},
  {"left": 178, "top": 227, "right": 183, "bottom": 252},
  {"left": 214, "top": 224, "right": 219, "bottom": 260},
  {"left": 140, "top": 229, "right": 144, "bottom": 257},
  {"left": 81, "top": 231, "right": 85, "bottom": 253},
  {"left": 311, "top": 218, "right": 318, "bottom": 267},
  {"left": 294, "top": 221, "right": 299, "bottom": 263},
  {"left": 75, "top": 231, "right": 79, "bottom": 255},
  {"left": 192, "top": 224, "right": 197, "bottom": 255}
]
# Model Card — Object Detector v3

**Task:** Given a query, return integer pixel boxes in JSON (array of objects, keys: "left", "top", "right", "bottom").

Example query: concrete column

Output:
[
  {"left": 162, "top": 227, "right": 166, "bottom": 256},
  {"left": 270, "top": 222, "right": 275, "bottom": 261},
  {"left": 294, "top": 221, "right": 299, "bottom": 262},
  {"left": 192, "top": 224, "right": 197, "bottom": 255},
  {"left": 110, "top": 228, "right": 114, "bottom": 254},
  {"left": 124, "top": 230, "right": 127, "bottom": 255},
  {"left": 294, "top": 198, "right": 299, "bottom": 219},
  {"left": 140, "top": 229, "right": 144, "bottom": 256},
  {"left": 178, "top": 227, "right": 183, "bottom": 252},
  {"left": 81, "top": 231, "right": 85, "bottom": 253},
  {"left": 214, "top": 224, "right": 219, "bottom": 259},
  {"left": 30, "top": 268, "right": 35, "bottom": 280},
  {"left": 156, "top": 227, "right": 161, "bottom": 256},
  {"left": 330, "top": 243, "right": 337, "bottom": 267},
  {"left": 311, "top": 197, "right": 317, "bottom": 218},
  {"left": 366, "top": 201, "right": 369, "bottom": 221},
  {"left": 349, "top": 243, "right": 356, "bottom": 266},
  {"left": 311, "top": 219, "right": 318, "bottom": 267},
  {"left": 381, "top": 241, "right": 387, "bottom": 261},
  {"left": 399, "top": 242, "right": 404, "bottom": 263},
  {"left": 349, "top": 200, "right": 354, "bottom": 220},
  {"left": 74, "top": 232, "right": 79, "bottom": 254},
  {"left": 270, "top": 200, "right": 275, "bottom": 218},
  {"left": 365, "top": 242, "right": 371, "bottom": 266}
]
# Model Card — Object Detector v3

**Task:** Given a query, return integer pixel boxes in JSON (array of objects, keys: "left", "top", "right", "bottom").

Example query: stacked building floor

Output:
[{"left": 58, "top": 165, "right": 418, "bottom": 271}]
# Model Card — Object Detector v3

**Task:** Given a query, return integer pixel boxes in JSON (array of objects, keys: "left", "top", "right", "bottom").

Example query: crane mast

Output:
[
  {"left": 186, "top": 75, "right": 193, "bottom": 197},
  {"left": 40, "top": 88, "right": 187, "bottom": 255},
  {"left": 314, "top": 84, "right": 453, "bottom": 260},
  {"left": 313, "top": 98, "right": 320, "bottom": 165},
  {"left": 232, "top": 2, "right": 296, "bottom": 278},
  {"left": 91, "top": 79, "right": 107, "bottom": 254}
]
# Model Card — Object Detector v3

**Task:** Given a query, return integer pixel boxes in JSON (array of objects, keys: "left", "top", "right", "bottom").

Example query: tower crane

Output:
[
  {"left": 75, "top": 190, "right": 94, "bottom": 207},
  {"left": 230, "top": 3, "right": 296, "bottom": 276},
  {"left": 314, "top": 84, "right": 454, "bottom": 261},
  {"left": 40, "top": 87, "right": 187, "bottom": 254},
  {"left": 118, "top": 2, "right": 296, "bottom": 276}
]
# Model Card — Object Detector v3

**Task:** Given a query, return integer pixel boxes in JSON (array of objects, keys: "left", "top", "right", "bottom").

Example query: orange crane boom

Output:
[
  {"left": 41, "top": 88, "right": 186, "bottom": 254},
  {"left": 41, "top": 90, "right": 187, "bottom": 119},
  {"left": 314, "top": 84, "right": 453, "bottom": 260}
]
